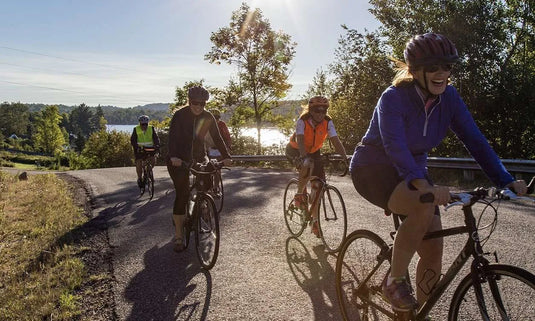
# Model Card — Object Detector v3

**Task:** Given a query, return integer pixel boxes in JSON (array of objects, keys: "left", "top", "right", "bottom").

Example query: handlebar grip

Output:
[{"left": 419, "top": 192, "right": 434, "bottom": 203}]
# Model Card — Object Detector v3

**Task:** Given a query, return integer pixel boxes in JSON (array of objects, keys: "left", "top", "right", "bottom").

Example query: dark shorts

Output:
[
  {"left": 285, "top": 144, "right": 325, "bottom": 180},
  {"left": 351, "top": 164, "right": 439, "bottom": 215}
]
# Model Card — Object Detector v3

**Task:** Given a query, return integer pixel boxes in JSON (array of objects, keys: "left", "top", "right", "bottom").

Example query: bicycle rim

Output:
[
  {"left": 336, "top": 230, "right": 392, "bottom": 321},
  {"left": 448, "top": 264, "right": 535, "bottom": 320},
  {"left": 318, "top": 185, "right": 347, "bottom": 253},
  {"left": 283, "top": 178, "right": 307, "bottom": 236},
  {"left": 195, "top": 193, "right": 220, "bottom": 270}
]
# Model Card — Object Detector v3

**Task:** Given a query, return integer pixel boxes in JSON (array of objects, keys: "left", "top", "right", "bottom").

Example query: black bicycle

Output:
[
  {"left": 182, "top": 161, "right": 225, "bottom": 270},
  {"left": 283, "top": 153, "right": 348, "bottom": 253},
  {"left": 139, "top": 146, "right": 158, "bottom": 199},
  {"left": 336, "top": 187, "right": 535, "bottom": 320}
]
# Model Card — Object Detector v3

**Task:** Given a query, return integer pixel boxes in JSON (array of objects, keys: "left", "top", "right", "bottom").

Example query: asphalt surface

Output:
[{"left": 66, "top": 166, "right": 535, "bottom": 321}]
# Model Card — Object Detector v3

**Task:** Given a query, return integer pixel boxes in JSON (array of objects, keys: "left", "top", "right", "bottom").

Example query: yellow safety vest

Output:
[{"left": 135, "top": 125, "right": 154, "bottom": 147}]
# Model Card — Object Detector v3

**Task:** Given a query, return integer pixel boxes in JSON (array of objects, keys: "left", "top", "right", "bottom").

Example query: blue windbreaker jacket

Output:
[{"left": 350, "top": 84, "right": 514, "bottom": 188}]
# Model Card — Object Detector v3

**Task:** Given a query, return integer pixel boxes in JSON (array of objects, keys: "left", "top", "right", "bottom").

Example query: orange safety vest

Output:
[{"left": 289, "top": 115, "right": 330, "bottom": 153}]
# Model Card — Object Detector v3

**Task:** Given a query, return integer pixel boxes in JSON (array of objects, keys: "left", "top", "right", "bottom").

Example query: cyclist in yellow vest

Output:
[
  {"left": 131, "top": 115, "right": 160, "bottom": 188},
  {"left": 285, "top": 96, "right": 348, "bottom": 237}
]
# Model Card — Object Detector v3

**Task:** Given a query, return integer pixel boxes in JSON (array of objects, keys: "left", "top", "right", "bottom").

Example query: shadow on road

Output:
[
  {"left": 285, "top": 236, "right": 341, "bottom": 320},
  {"left": 125, "top": 242, "right": 212, "bottom": 321}
]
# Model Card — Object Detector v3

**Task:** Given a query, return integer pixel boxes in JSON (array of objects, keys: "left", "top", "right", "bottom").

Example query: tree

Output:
[
  {"left": 327, "top": 28, "right": 395, "bottom": 149},
  {"left": 68, "top": 103, "right": 94, "bottom": 139},
  {"left": 205, "top": 2, "right": 296, "bottom": 154},
  {"left": 92, "top": 106, "right": 108, "bottom": 132},
  {"left": 33, "top": 105, "right": 65, "bottom": 154},
  {"left": 368, "top": 0, "right": 535, "bottom": 158},
  {"left": 0, "top": 102, "right": 30, "bottom": 137},
  {"left": 81, "top": 130, "right": 133, "bottom": 168}
]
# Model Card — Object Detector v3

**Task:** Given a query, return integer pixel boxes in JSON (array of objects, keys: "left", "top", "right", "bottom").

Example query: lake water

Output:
[{"left": 107, "top": 124, "right": 289, "bottom": 147}]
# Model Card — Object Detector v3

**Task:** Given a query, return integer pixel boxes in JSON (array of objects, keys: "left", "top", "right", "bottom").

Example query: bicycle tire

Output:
[
  {"left": 283, "top": 178, "right": 307, "bottom": 236},
  {"left": 139, "top": 167, "right": 146, "bottom": 195},
  {"left": 147, "top": 166, "right": 154, "bottom": 199},
  {"left": 448, "top": 264, "right": 535, "bottom": 320},
  {"left": 195, "top": 193, "right": 220, "bottom": 270},
  {"left": 212, "top": 170, "right": 224, "bottom": 214},
  {"left": 317, "top": 185, "right": 347, "bottom": 253},
  {"left": 336, "top": 229, "right": 392, "bottom": 321}
]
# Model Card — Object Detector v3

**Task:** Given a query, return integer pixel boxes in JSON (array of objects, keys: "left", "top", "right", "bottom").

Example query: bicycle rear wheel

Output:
[
  {"left": 318, "top": 185, "right": 347, "bottom": 253},
  {"left": 283, "top": 178, "right": 307, "bottom": 236},
  {"left": 195, "top": 193, "right": 220, "bottom": 270},
  {"left": 448, "top": 264, "right": 535, "bottom": 320},
  {"left": 336, "top": 230, "right": 393, "bottom": 321}
]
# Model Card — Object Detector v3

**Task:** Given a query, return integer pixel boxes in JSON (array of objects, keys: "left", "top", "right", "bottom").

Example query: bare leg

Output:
[
  {"left": 387, "top": 182, "right": 438, "bottom": 281},
  {"left": 415, "top": 215, "right": 442, "bottom": 304}
]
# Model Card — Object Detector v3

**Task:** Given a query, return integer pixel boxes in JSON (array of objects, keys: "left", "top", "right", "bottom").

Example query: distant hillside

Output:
[{"left": 26, "top": 103, "right": 171, "bottom": 124}]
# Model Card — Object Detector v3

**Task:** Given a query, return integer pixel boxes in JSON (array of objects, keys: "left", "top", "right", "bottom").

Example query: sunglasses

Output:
[
  {"left": 311, "top": 107, "right": 327, "bottom": 114},
  {"left": 425, "top": 64, "right": 454, "bottom": 73},
  {"left": 190, "top": 101, "right": 206, "bottom": 107}
]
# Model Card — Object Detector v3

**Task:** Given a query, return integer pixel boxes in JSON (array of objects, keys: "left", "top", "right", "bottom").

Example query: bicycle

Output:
[
  {"left": 335, "top": 188, "right": 535, "bottom": 320},
  {"left": 182, "top": 160, "right": 225, "bottom": 270},
  {"left": 283, "top": 153, "right": 348, "bottom": 253},
  {"left": 139, "top": 146, "right": 158, "bottom": 199}
]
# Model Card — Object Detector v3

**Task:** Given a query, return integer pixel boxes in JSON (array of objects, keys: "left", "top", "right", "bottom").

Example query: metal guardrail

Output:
[{"left": 232, "top": 155, "right": 535, "bottom": 174}]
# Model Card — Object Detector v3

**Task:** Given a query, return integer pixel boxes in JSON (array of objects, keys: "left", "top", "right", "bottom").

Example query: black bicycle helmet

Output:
[
  {"left": 404, "top": 33, "right": 459, "bottom": 68},
  {"left": 188, "top": 86, "right": 210, "bottom": 101}
]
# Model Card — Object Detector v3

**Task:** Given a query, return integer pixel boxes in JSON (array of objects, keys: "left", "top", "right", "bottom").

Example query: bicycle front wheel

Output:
[
  {"left": 146, "top": 166, "right": 154, "bottom": 199},
  {"left": 283, "top": 178, "right": 307, "bottom": 236},
  {"left": 336, "top": 230, "right": 393, "bottom": 321},
  {"left": 318, "top": 185, "right": 347, "bottom": 253},
  {"left": 195, "top": 193, "right": 220, "bottom": 270},
  {"left": 212, "top": 170, "right": 224, "bottom": 214},
  {"left": 448, "top": 264, "right": 535, "bottom": 320}
]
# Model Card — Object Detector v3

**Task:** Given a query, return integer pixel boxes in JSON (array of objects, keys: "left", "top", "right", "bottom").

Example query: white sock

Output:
[{"left": 387, "top": 275, "right": 405, "bottom": 287}]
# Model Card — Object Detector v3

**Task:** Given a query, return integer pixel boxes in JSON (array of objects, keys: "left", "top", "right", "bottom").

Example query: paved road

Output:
[{"left": 67, "top": 167, "right": 535, "bottom": 321}]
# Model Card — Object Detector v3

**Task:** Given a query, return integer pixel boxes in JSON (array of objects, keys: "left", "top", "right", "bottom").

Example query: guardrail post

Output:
[{"left": 463, "top": 170, "right": 474, "bottom": 181}]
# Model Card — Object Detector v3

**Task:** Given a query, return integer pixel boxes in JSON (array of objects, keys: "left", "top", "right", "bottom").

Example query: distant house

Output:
[{"left": 8, "top": 134, "right": 18, "bottom": 140}]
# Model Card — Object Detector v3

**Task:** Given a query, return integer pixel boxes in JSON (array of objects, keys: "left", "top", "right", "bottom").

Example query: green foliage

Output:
[
  {"left": 33, "top": 105, "right": 66, "bottom": 155},
  {"left": 327, "top": 29, "right": 395, "bottom": 150},
  {"left": 0, "top": 102, "right": 30, "bottom": 137},
  {"left": 367, "top": 0, "right": 535, "bottom": 158},
  {"left": 81, "top": 130, "right": 134, "bottom": 168},
  {"left": 205, "top": 2, "right": 296, "bottom": 154}
]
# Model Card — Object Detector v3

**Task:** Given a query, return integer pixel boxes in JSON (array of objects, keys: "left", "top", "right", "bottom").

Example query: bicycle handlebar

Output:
[
  {"left": 444, "top": 187, "right": 535, "bottom": 210},
  {"left": 189, "top": 160, "right": 228, "bottom": 176}
]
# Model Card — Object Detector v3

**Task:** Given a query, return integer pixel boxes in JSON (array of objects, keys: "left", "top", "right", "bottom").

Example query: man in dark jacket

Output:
[{"left": 167, "top": 86, "right": 232, "bottom": 252}]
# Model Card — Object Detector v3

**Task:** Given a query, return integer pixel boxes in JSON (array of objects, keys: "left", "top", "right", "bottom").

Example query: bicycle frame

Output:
[{"left": 385, "top": 195, "right": 492, "bottom": 319}]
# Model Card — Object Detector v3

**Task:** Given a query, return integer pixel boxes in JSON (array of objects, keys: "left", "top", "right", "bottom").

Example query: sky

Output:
[{"left": 0, "top": 0, "right": 381, "bottom": 108}]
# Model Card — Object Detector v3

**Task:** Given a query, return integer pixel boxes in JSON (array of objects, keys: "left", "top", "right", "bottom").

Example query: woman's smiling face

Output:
[{"left": 413, "top": 64, "right": 452, "bottom": 96}]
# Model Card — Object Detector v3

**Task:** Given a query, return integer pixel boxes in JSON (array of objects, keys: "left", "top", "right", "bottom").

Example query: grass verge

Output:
[{"left": 0, "top": 171, "right": 88, "bottom": 320}]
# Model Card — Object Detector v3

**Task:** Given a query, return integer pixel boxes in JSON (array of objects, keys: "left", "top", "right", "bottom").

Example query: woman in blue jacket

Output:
[{"left": 349, "top": 33, "right": 526, "bottom": 311}]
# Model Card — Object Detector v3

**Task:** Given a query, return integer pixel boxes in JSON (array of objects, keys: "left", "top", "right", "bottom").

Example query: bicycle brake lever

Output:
[{"left": 444, "top": 193, "right": 472, "bottom": 211}]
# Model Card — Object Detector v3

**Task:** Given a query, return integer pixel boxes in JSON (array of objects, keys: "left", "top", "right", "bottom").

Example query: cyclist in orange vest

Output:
[{"left": 285, "top": 96, "right": 348, "bottom": 237}]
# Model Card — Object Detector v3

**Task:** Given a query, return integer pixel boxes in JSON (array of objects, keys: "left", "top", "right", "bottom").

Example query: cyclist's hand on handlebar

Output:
[
  {"left": 221, "top": 158, "right": 232, "bottom": 167},
  {"left": 412, "top": 179, "right": 450, "bottom": 205},
  {"left": 431, "top": 185, "right": 451, "bottom": 206},
  {"left": 506, "top": 180, "right": 527, "bottom": 195},
  {"left": 170, "top": 157, "right": 182, "bottom": 167}
]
